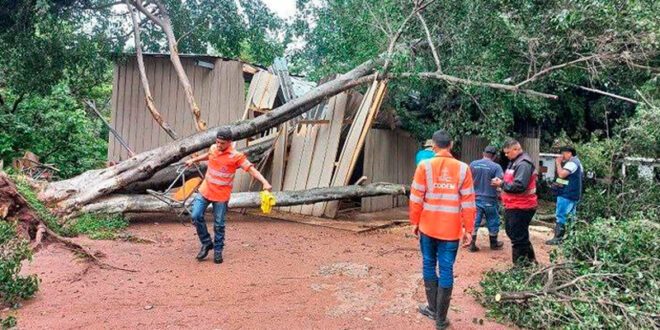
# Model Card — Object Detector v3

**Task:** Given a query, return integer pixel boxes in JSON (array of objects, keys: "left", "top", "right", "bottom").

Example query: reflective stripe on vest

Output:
[
  {"left": 206, "top": 176, "right": 233, "bottom": 186},
  {"left": 207, "top": 167, "right": 235, "bottom": 178},
  {"left": 409, "top": 194, "right": 424, "bottom": 204},
  {"left": 460, "top": 187, "right": 474, "bottom": 195},
  {"left": 423, "top": 203, "right": 460, "bottom": 213},
  {"left": 425, "top": 192, "right": 459, "bottom": 201},
  {"left": 411, "top": 182, "right": 426, "bottom": 192}
]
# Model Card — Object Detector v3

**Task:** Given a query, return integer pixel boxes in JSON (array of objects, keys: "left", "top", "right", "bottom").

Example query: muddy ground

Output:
[{"left": 7, "top": 210, "right": 552, "bottom": 329}]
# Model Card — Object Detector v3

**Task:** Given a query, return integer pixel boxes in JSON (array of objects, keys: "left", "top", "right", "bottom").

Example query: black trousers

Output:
[{"left": 504, "top": 208, "right": 537, "bottom": 265}]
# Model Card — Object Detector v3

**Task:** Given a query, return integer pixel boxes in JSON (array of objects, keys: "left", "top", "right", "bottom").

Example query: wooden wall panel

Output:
[
  {"left": 109, "top": 56, "right": 246, "bottom": 164},
  {"left": 361, "top": 129, "right": 418, "bottom": 212},
  {"left": 460, "top": 135, "right": 489, "bottom": 164}
]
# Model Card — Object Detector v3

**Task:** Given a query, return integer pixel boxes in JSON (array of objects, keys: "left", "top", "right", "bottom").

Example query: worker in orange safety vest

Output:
[
  {"left": 410, "top": 130, "right": 476, "bottom": 330},
  {"left": 185, "top": 128, "right": 272, "bottom": 264}
]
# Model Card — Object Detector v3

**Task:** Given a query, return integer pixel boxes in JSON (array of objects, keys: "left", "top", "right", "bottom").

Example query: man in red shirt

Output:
[{"left": 185, "top": 128, "right": 272, "bottom": 264}]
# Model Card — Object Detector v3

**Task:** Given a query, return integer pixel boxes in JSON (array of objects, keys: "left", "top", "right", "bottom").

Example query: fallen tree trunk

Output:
[
  {"left": 39, "top": 59, "right": 380, "bottom": 214},
  {"left": 119, "top": 137, "right": 276, "bottom": 194},
  {"left": 81, "top": 183, "right": 409, "bottom": 215}
]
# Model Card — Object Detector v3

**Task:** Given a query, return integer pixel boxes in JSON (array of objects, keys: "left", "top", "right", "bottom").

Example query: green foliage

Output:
[
  {"left": 0, "top": 221, "right": 39, "bottom": 307},
  {"left": 476, "top": 178, "right": 659, "bottom": 329},
  {"left": 70, "top": 213, "right": 128, "bottom": 240},
  {"left": 0, "top": 85, "right": 108, "bottom": 179},
  {"left": 0, "top": 316, "right": 16, "bottom": 329},
  {"left": 11, "top": 174, "right": 73, "bottom": 236},
  {"left": 12, "top": 174, "right": 128, "bottom": 240},
  {"left": 292, "top": 0, "right": 657, "bottom": 145}
]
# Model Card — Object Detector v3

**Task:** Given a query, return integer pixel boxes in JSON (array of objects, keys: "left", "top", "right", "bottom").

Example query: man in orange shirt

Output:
[
  {"left": 185, "top": 128, "right": 272, "bottom": 264},
  {"left": 410, "top": 130, "right": 476, "bottom": 330}
]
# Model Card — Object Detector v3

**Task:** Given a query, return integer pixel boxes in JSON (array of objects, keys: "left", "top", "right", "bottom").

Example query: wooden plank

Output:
[
  {"left": 289, "top": 123, "right": 319, "bottom": 213},
  {"left": 360, "top": 128, "right": 376, "bottom": 212},
  {"left": 124, "top": 59, "right": 138, "bottom": 159},
  {"left": 311, "top": 93, "right": 349, "bottom": 217},
  {"left": 279, "top": 125, "right": 308, "bottom": 211},
  {"left": 245, "top": 210, "right": 405, "bottom": 233},
  {"left": 270, "top": 122, "right": 288, "bottom": 191},
  {"left": 108, "top": 64, "right": 119, "bottom": 161},
  {"left": 150, "top": 58, "right": 163, "bottom": 149},
  {"left": 207, "top": 59, "right": 220, "bottom": 127},
  {"left": 324, "top": 81, "right": 387, "bottom": 218},
  {"left": 230, "top": 61, "right": 245, "bottom": 123},
  {"left": 161, "top": 59, "right": 176, "bottom": 146}
]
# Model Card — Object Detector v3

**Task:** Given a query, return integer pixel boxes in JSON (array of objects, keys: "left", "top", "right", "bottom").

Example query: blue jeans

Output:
[
  {"left": 191, "top": 194, "right": 228, "bottom": 253},
  {"left": 474, "top": 200, "right": 500, "bottom": 235},
  {"left": 419, "top": 233, "right": 459, "bottom": 288},
  {"left": 556, "top": 196, "right": 578, "bottom": 225}
]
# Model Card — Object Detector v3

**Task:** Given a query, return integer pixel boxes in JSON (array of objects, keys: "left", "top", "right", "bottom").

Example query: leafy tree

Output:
[{"left": 290, "top": 0, "right": 658, "bottom": 145}]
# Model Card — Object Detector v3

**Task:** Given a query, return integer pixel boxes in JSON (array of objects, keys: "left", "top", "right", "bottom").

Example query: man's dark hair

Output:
[
  {"left": 503, "top": 138, "right": 520, "bottom": 149},
  {"left": 559, "top": 145, "right": 577, "bottom": 156},
  {"left": 432, "top": 130, "right": 452, "bottom": 148},
  {"left": 216, "top": 127, "right": 232, "bottom": 140}
]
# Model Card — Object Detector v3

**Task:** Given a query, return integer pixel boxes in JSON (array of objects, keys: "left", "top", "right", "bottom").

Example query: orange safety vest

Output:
[
  {"left": 409, "top": 150, "right": 476, "bottom": 240},
  {"left": 198, "top": 145, "right": 253, "bottom": 202}
]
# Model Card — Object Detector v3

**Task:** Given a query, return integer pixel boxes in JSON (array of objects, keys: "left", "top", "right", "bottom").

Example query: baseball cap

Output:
[{"left": 484, "top": 146, "right": 498, "bottom": 155}]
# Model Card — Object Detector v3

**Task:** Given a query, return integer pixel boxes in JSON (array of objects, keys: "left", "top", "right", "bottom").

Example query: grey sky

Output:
[{"left": 262, "top": 0, "right": 297, "bottom": 19}]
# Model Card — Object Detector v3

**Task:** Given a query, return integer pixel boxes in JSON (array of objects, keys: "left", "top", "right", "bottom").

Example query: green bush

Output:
[
  {"left": 0, "top": 222, "right": 39, "bottom": 307},
  {"left": 477, "top": 213, "right": 659, "bottom": 329},
  {"left": 476, "top": 178, "right": 660, "bottom": 329},
  {"left": 0, "top": 85, "right": 108, "bottom": 179}
]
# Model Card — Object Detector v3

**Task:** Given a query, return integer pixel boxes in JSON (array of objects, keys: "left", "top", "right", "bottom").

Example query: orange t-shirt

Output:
[{"left": 198, "top": 145, "right": 253, "bottom": 202}]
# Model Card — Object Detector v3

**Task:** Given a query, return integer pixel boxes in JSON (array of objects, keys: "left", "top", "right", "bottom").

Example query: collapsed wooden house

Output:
[{"left": 108, "top": 54, "right": 418, "bottom": 217}]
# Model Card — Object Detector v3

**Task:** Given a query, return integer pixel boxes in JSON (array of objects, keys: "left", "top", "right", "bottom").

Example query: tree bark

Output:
[
  {"left": 119, "top": 136, "right": 276, "bottom": 194},
  {"left": 39, "top": 58, "right": 380, "bottom": 213},
  {"left": 155, "top": 1, "right": 206, "bottom": 131},
  {"left": 81, "top": 183, "right": 409, "bottom": 215},
  {"left": 125, "top": 0, "right": 178, "bottom": 140}
]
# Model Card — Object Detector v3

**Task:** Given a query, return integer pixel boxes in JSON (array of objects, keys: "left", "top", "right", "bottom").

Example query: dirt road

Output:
[{"left": 10, "top": 212, "right": 551, "bottom": 329}]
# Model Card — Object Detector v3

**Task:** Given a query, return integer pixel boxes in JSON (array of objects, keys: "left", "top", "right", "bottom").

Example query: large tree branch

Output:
[
  {"left": 381, "top": 0, "right": 436, "bottom": 74},
  {"left": 557, "top": 81, "right": 639, "bottom": 104},
  {"left": 416, "top": 12, "right": 441, "bottom": 73},
  {"left": 515, "top": 54, "right": 602, "bottom": 88},
  {"left": 79, "top": 183, "right": 409, "bottom": 215},
  {"left": 398, "top": 72, "right": 558, "bottom": 99},
  {"left": 130, "top": 0, "right": 163, "bottom": 28},
  {"left": 125, "top": 0, "right": 179, "bottom": 140}
]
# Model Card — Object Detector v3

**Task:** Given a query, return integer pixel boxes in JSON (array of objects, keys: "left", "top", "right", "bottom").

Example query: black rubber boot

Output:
[
  {"left": 545, "top": 223, "right": 565, "bottom": 245},
  {"left": 489, "top": 235, "right": 504, "bottom": 250},
  {"left": 418, "top": 280, "right": 438, "bottom": 320},
  {"left": 435, "top": 287, "right": 453, "bottom": 330},
  {"left": 512, "top": 246, "right": 523, "bottom": 266},
  {"left": 196, "top": 243, "right": 213, "bottom": 261},
  {"left": 468, "top": 235, "right": 479, "bottom": 252},
  {"left": 213, "top": 251, "right": 223, "bottom": 264},
  {"left": 527, "top": 245, "right": 537, "bottom": 264}
]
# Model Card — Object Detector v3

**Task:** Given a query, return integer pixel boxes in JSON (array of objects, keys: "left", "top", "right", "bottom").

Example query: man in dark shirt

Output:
[
  {"left": 491, "top": 139, "right": 538, "bottom": 266},
  {"left": 468, "top": 146, "right": 504, "bottom": 252}
]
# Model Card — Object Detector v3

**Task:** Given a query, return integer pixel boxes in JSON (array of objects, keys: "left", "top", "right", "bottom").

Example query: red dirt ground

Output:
[{"left": 6, "top": 211, "right": 552, "bottom": 329}]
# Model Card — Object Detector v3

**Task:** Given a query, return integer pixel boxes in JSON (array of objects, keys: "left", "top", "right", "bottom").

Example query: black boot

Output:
[
  {"left": 468, "top": 235, "right": 479, "bottom": 252},
  {"left": 545, "top": 223, "right": 565, "bottom": 245},
  {"left": 213, "top": 251, "right": 223, "bottom": 264},
  {"left": 418, "top": 280, "right": 438, "bottom": 320},
  {"left": 489, "top": 235, "right": 504, "bottom": 250},
  {"left": 196, "top": 243, "right": 213, "bottom": 260},
  {"left": 512, "top": 246, "right": 523, "bottom": 266},
  {"left": 435, "top": 287, "right": 453, "bottom": 330},
  {"left": 527, "top": 245, "right": 537, "bottom": 264}
]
